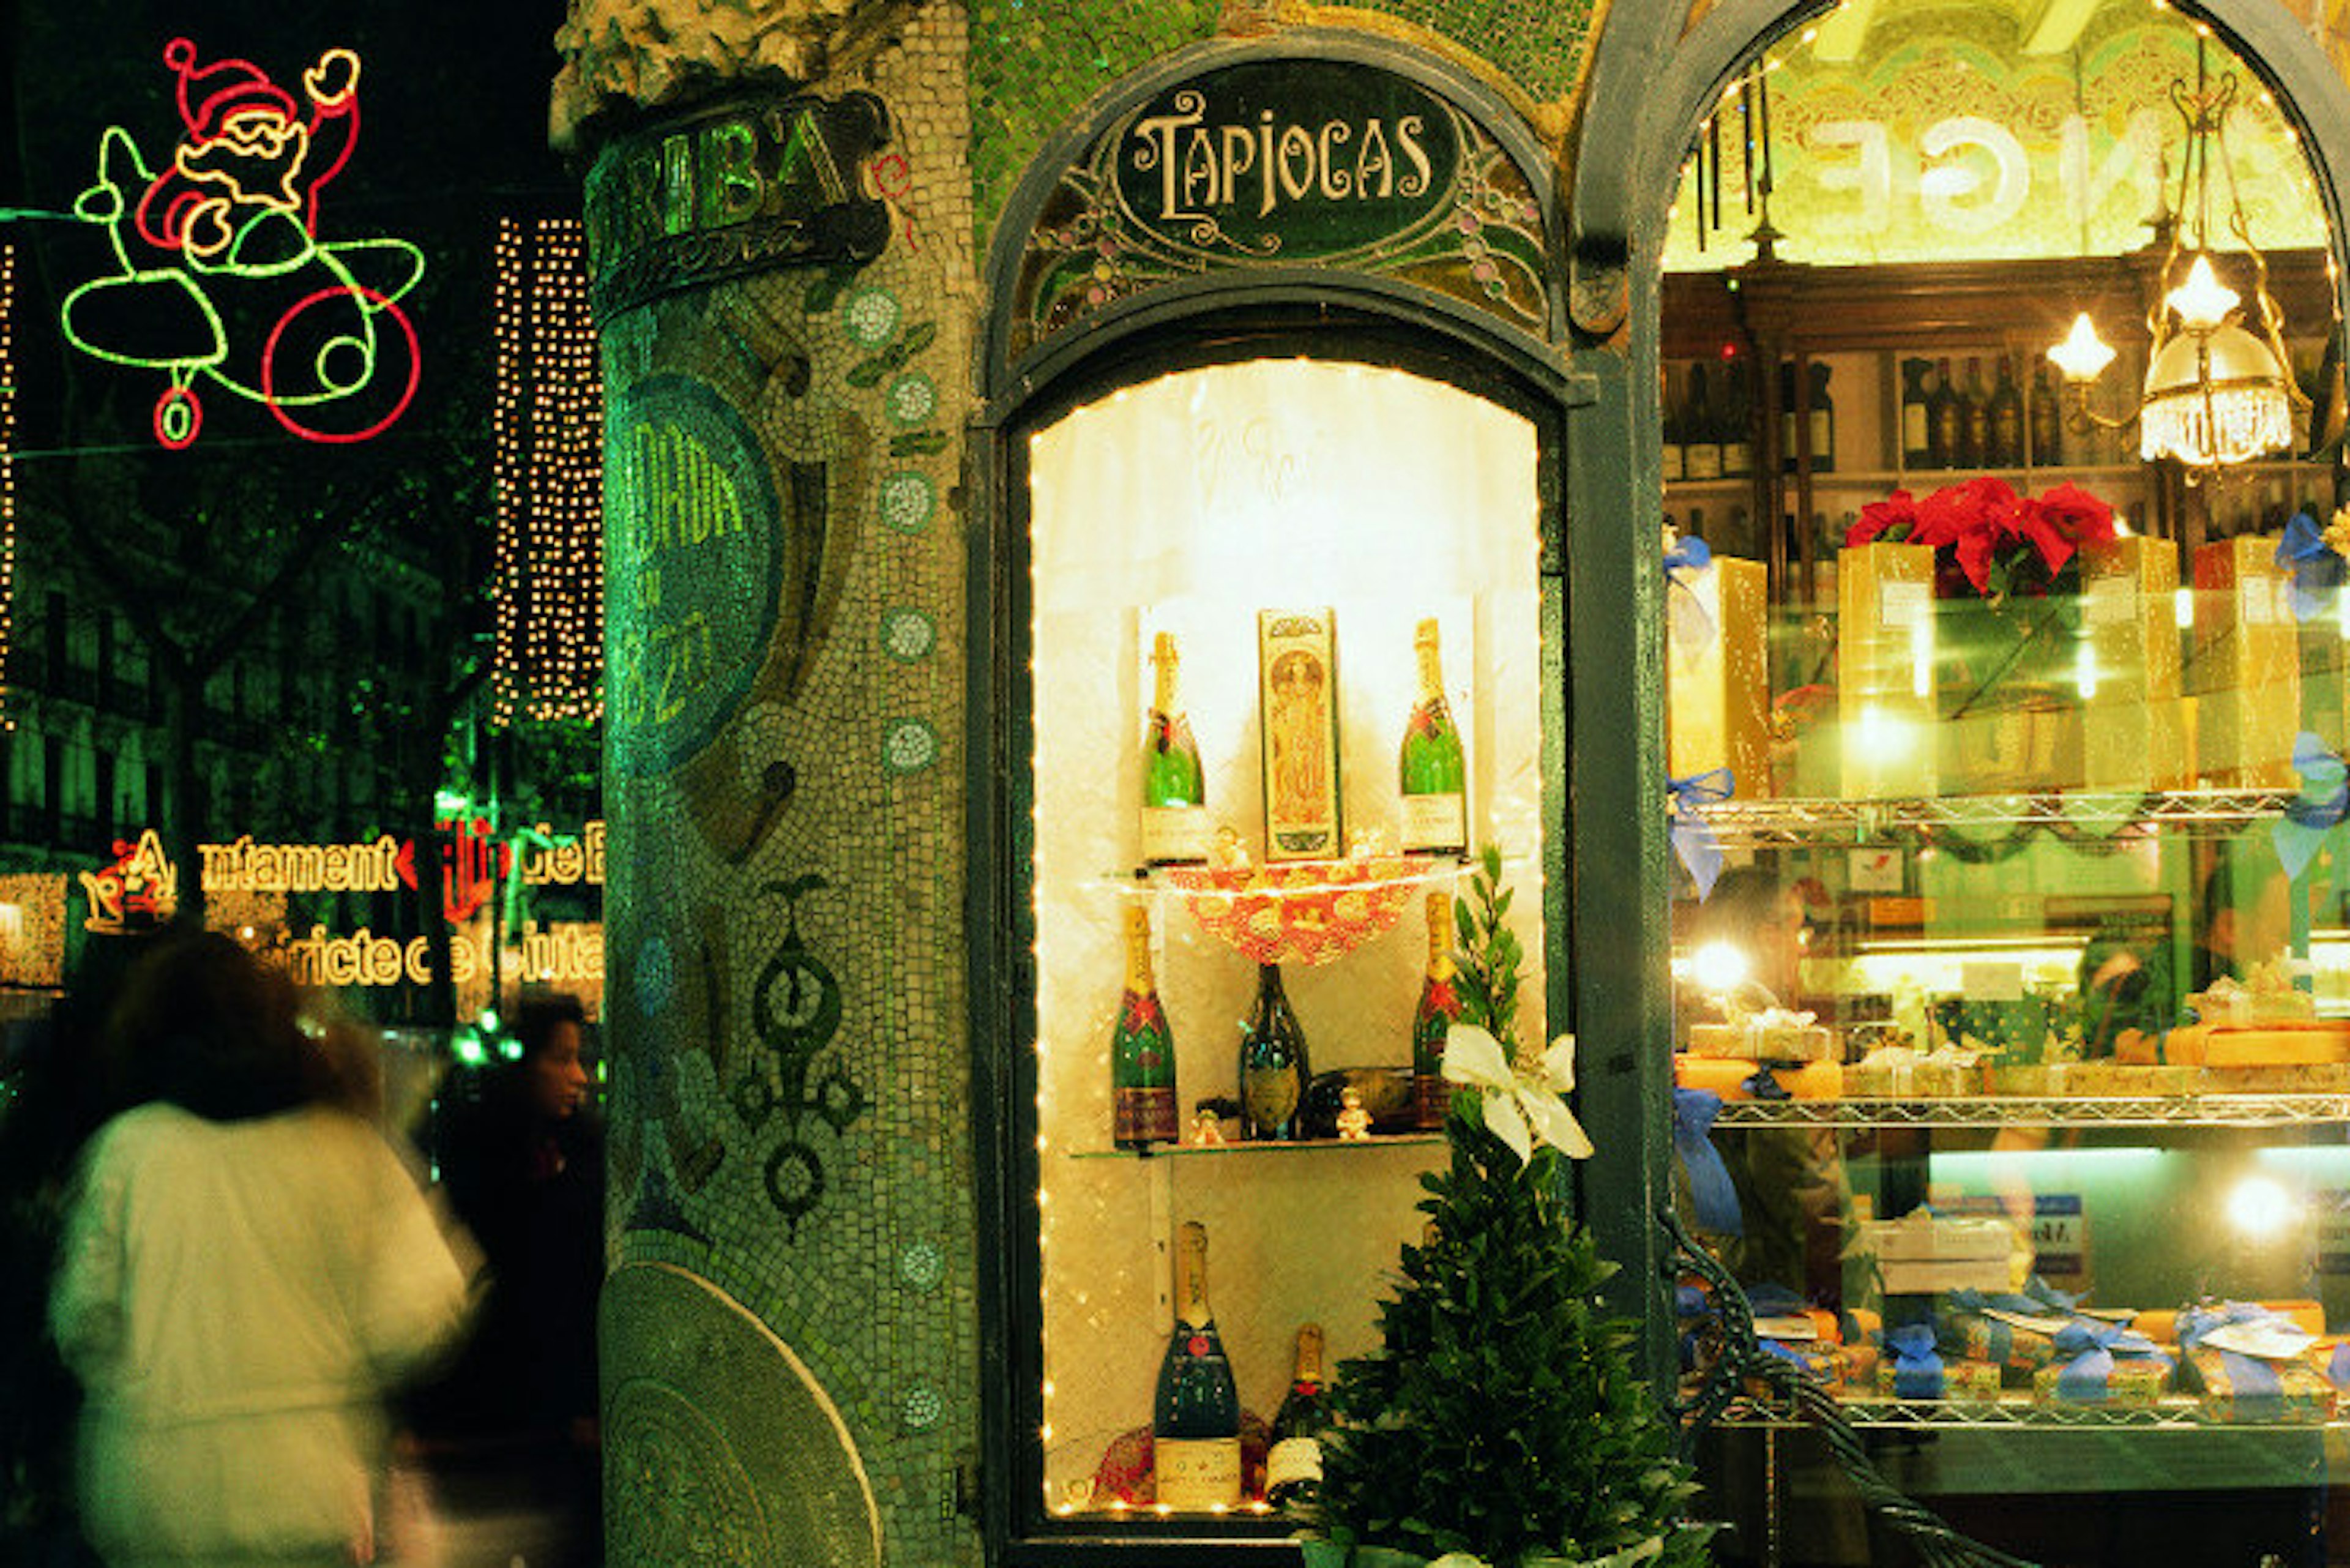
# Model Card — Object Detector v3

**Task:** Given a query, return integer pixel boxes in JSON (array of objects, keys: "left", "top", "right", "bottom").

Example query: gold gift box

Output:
[
  {"left": 2190, "top": 536, "right": 2300, "bottom": 787},
  {"left": 2081, "top": 537, "right": 2190, "bottom": 790},
  {"left": 1668, "top": 554, "right": 1770, "bottom": 799},
  {"left": 1837, "top": 542, "right": 1937, "bottom": 798}
]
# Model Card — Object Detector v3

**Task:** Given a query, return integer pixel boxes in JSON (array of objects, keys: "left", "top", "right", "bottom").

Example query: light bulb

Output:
[
  {"left": 2166, "top": 253, "right": 2240, "bottom": 330},
  {"left": 2048, "top": 312, "right": 2117, "bottom": 383}
]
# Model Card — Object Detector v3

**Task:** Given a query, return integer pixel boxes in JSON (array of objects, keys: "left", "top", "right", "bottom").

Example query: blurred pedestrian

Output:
[
  {"left": 415, "top": 993, "right": 603, "bottom": 1567},
  {"left": 48, "top": 930, "right": 471, "bottom": 1568}
]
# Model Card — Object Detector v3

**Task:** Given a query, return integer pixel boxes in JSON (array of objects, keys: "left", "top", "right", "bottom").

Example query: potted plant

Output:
[{"left": 1299, "top": 846, "right": 1717, "bottom": 1568}]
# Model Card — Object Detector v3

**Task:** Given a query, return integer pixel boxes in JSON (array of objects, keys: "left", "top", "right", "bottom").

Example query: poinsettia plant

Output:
[{"left": 1846, "top": 476, "right": 2117, "bottom": 604}]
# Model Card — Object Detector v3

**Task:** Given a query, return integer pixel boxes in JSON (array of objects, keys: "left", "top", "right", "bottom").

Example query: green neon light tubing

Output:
[{"left": 60, "top": 39, "right": 423, "bottom": 450}]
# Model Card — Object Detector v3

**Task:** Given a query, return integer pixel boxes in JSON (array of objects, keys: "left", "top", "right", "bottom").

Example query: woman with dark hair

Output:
[
  {"left": 48, "top": 931, "right": 471, "bottom": 1568},
  {"left": 414, "top": 992, "right": 603, "bottom": 1566}
]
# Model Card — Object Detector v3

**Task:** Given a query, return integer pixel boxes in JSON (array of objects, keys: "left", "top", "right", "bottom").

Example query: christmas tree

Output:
[{"left": 1308, "top": 846, "right": 1714, "bottom": 1567}]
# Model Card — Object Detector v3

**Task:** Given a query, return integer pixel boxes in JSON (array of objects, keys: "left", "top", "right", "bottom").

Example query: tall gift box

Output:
[
  {"left": 2081, "top": 537, "right": 2190, "bottom": 790},
  {"left": 1668, "top": 554, "right": 1770, "bottom": 798},
  {"left": 1838, "top": 542, "right": 1937, "bottom": 798},
  {"left": 2191, "top": 537, "right": 2299, "bottom": 787}
]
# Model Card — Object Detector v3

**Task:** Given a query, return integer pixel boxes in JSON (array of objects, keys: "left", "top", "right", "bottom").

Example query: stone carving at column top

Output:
[{"left": 554, "top": 0, "right": 927, "bottom": 151}]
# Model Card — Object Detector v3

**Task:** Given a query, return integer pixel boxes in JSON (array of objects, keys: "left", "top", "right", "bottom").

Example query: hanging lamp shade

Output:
[{"left": 2136, "top": 319, "right": 2294, "bottom": 466}]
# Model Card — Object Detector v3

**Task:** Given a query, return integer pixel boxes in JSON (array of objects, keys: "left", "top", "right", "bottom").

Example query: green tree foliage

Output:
[{"left": 1308, "top": 849, "right": 1714, "bottom": 1568}]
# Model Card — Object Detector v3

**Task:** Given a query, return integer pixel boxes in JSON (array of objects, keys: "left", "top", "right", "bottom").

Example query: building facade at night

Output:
[{"left": 556, "top": 1, "right": 2350, "bottom": 1565}]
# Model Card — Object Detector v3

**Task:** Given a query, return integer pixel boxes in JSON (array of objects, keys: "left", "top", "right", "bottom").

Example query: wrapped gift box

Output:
[
  {"left": 1834, "top": 1342, "right": 1879, "bottom": 1392},
  {"left": 2190, "top": 536, "right": 2300, "bottom": 787},
  {"left": 1879, "top": 1354, "right": 2001, "bottom": 1401},
  {"left": 1862, "top": 1210, "right": 2015, "bottom": 1295},
  {"left": 2155, "top": 1021, "right": 2350, "bottom": 1067},
  {"left": 1688, "top": 1013, "right": 1838, "bottom": 1062},
  {"left": 2081, "top": 537, "right": 2191, "bottom": 790},
  {"left": 1847, "top": 1045, "right": 1983, "bottom": 1097},
  {"left": 1673, "top": 1056, "right": 1843, "bottom": 1100},
  {"left": 2184, "top": 1348, "right": 2337, "bottom": 1422},
  {"left": 2031, "top": 1353, "right": 2171, "bottom": 1408},
  {"left": 1937, "top": 1302, "right": 2062, "bottom": 1376},
  {"left": 1838, "top": 542, "right": 1938, "bottom": 798},
  {"left": 1669, "top": 553, "right": 1771, "bottom": 799}
]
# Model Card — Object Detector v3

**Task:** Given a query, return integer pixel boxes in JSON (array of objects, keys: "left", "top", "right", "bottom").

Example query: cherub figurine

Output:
[
  {"left": 1335, "top": 1087, "right": 1373, "bottom": 1141},
  {"left": 1188, "top": 1106, "right": 1225, "bottom": 1146}
]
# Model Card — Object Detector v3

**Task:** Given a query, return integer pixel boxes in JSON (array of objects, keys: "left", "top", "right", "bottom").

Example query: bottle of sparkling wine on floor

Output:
[
  {"left": 1239, "top": 963, "right": 1310, "bottom": 1140},
  {"left": 1111, "top": 904, "right": 1177, "bottom": 1150},
  {"left": 1398, "top": 618, "right": 1467, "bottom": 857},
  {"left": 1153, "top": 1220, "right": 1242, "bottom": 1509},
  {"left": 1140, "top": 630, "right": 1207, "bottom": 867},
  {"left": 1412, "top": 889, "right": 1463, "bottom": 1129},
  {"left": 1264, "top": 1322, "right": 1331, "bottom": 1510}
]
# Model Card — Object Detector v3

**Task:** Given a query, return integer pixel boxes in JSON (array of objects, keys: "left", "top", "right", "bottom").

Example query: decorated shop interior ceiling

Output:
[{"left": 1664, "top": 0, "right": 2328, "bottom": 271}]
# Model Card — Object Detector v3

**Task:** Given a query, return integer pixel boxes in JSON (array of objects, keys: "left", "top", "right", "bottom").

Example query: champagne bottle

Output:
[
  {"left": 1397, "top": 618, "right": 1467, "bottom": 857},
  {"left": 1986, "top": 355, "right": 2023, "bottom": 469},
  {"left": 1239, "top": 963, "right": 1310, "bottom": 1140},
  {"left": 1153, "top": 1220, "right": 1242, "bottom": 1509},
  {"left": 1659, "top": 364, "right": 1685, "bottom": 484},
  {"left": 2027, "top": 360, "right": 2062, "bottom": 469},
  {"left": 1928, "top": 357, "right": 1960, "bottom": 469},
  {"left": 1900, "top": 357, "right": 1934, "bottom": 471},
  {"left": 1718, "top": 355, "right": 1754, "bottom": 479},
  {"left": 1412, "top": 889, "right": 1463, "bottom": 1129},
  {"left": 1140, "top": 631, "right": 1207, "bottom": 868},
  {"left": 1958, "top": 355, "right": 1988, "bottom": 469},
  {"left": 1683, "top": 364, "right": 1721, "bottom": 480},
  {"left": 1806, "top": 360, "right": 1837, "bottom": 475},
  {"left": 1264, "top": 1323, "right": 1332, "bottom": 1510},
  {"left": 1111, "top": 904, "right": 1178, "bottom": 1151}
]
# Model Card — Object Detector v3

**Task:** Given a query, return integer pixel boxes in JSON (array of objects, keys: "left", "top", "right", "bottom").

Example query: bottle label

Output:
[
  {"left": 1155, "top": 1437, "right": 1242, "bottom": 1509},
  {"left": 1141, "top": 804, "right": 1207, "bottom": 865},
  {"left": 1115, "top": 1086, "right": 1178, "bottom": 1145},
  {"left": 1399, "top": 792, "right": 1466, "bottom": 856},
  {"left": 1685, "top": 445, "right": 1721, "bottom": 480},
  {"left": 1810, "top": 409, "right": 1832, "bottom": 460},
  {"left": 1242, "top": 1067, "right": 1302, "bottom": 1134},
  {"left": 1265, "top": 1435, "right": 1324, "bottom": 1494},
  {"left": 1721, "top": 438, "right": 1752, "bottom": 476},
  {"left": 1903, "top": 404, "right": 1928, "bottom": 452},
  {"left": 1415, "top": 1071, "right": 1450, "bottom": 1130}
]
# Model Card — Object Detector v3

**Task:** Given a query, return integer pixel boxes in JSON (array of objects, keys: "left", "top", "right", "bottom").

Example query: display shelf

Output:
[
  {"left": 1712, "top": 1092, "right": 2350, "bottom": 1129},
  {"left": 1710, "top": 1392, "right": 2340, "bottom": 1432},
  {"left": 1696, "top": 788, "right": 2297, "bottom": 849},
  {"left": 1069, "top": 1130, "right": 1445, "bottom": 1159}
]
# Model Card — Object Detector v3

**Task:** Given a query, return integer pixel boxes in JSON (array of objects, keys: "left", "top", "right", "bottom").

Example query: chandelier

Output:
[{"left": 2045, "top": 41, "right": 2302, "bottom": 477}]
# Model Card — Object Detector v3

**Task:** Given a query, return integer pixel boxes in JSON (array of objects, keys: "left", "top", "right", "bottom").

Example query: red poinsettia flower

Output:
[
  {"left": 1846, "top": 490, "right": 1920, "bottom": 549},
  {"left": 2035, "top": 481, "right": 2117, "bottom": 547}
]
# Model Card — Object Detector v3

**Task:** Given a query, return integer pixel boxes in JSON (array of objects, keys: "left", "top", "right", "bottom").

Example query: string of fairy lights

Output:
[
  {"left": 1, "top": 244, "right": 17, "bottom": 734},
  {"left": 491, "top": 216, "right": 603, "bottom": 726}
]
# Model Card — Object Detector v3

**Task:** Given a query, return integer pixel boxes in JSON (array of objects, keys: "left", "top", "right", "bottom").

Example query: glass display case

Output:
[
  {"left": 998, "top": 349, "right": 1563, "bottom": 1549},
  {"left": 1655, "top": 4, "right": 2350, "bottom": 1561}
]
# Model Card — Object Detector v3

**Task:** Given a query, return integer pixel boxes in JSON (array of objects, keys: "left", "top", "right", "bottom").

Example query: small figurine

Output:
[
  {"left": 1335, "top": 1087, "right": 1373, "bottom": 1141},
  {"left": 1188, "top": 1106, "right": 1225, "bottom": 1146}
]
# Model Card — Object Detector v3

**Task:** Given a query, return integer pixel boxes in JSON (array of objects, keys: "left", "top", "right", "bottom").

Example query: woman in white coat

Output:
[{"left": 50, "top": 930, "right": 472, "bottom": 1568}]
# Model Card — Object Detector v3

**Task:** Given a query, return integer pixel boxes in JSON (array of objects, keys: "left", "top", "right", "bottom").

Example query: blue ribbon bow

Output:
[
  {"left": 1668, "top": 767, "right": 1733, "bottom": 901},
  {"left": 2179, "top": 1302, "right": 2288, "bottom": 1401},
  {"left": 1886, "top": 1323, "right": 1943, "bottom": 1400},
  {"left": 1671, "top": 1088, "right": 1743, "bottom": 1236},
  {"left": 2272, "top": 731, "right": 2349, "bottom": 881},
  {"left": 1665, "top": 531, "right": 1717, "bottom": 650},
  {"left": 2275, "top": 510, "right": 2345, "bottom": 622},
  {"left": 2049, "top": 1320, "right": 2169, "bottom": 1402}
]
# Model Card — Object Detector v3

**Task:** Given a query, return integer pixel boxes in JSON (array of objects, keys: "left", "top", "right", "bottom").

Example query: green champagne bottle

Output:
[
  {"left": 1239, "top": 963, "right": 1310, "bottom": 1140},
  {"left": 1264, "top": 1323, "right": 1331, "bottom": 1510},
  {"left": 1111, "top": 904, "right": 1178, "bottom": 1149},
  {"left": 1152, "top": 1220, "right": 1242, "bottom": 1509},
  {"left": 1398, "top": 619, "right": 1467, "bottom": 857},
  {"left": 1412, "top": 889, "right": 1463, "bottom": 1129},
  {"left": 1141, "top": 631, "right": 1207, "bottom": 867}
]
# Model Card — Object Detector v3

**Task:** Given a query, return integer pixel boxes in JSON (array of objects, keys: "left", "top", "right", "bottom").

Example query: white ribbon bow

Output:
[{"left": 1441, "top": 1023, "right": 1594, "bottom": 1165}]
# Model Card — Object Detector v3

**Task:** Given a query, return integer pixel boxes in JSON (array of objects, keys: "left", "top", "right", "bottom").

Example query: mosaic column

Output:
[{"left": 556, "top": 5, "right": 979, "bottom": 1564}]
